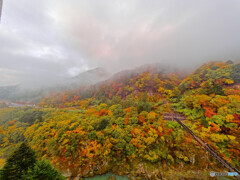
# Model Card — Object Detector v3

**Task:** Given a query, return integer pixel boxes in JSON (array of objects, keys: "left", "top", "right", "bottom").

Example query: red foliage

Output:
[
  {"left": 167, "top": 129, "right": 173, "bottom": 134},
  {"left": 233, "top": 114, "right": 240, "bottom": 126},
  {"left": 233, "top": 114, "right": 240, "bottom": 120},
  {"left": 203, "top": 106, "right": 217, "bottom": 118},
  {"left": 58, "top": 104, "right": 66, "bottom": 108}
]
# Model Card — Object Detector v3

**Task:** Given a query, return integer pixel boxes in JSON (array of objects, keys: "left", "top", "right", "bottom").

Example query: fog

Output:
[{"left": 0, "top": 0, "right": 240, "bottom": 87}]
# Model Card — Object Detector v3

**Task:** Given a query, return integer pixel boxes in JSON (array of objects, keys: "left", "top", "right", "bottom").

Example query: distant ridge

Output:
[
  {"left": 104, "top": 63, "right": 190, "bottom": 83},
  {"left": 72, "top": 67, "right": 110, "bottom": 85}
]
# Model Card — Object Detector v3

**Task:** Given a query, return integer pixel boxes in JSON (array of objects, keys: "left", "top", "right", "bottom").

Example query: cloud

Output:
[
  {"left": 0, "top": 0, "right": 240, "bottom": 86},
  {"left": 0, "top": 68, "right": 22, "bottom": 86}
]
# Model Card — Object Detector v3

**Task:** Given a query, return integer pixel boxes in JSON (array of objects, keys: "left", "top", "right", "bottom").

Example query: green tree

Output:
[
  {"left": 25, "top": 159, "right": 64, "bottom": 180},
  {"left": 95, "top": 116, "right": 110, "bottom": 131},
  {"left": 0, "top": 143, "right": 36, "bottom": 180},
  {"left": 200, "top": 81, "right": 224, "bottom": 95}
]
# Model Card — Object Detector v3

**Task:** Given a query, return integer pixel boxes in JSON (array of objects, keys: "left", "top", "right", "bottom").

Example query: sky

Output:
[{"left": 0, "top": 0, "right": 240, "bottom": 86}]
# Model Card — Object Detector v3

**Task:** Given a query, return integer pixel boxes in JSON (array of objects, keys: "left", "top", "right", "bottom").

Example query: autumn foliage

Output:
[{"left": 0, "top": 61, "right": 239, "bottom": 178}]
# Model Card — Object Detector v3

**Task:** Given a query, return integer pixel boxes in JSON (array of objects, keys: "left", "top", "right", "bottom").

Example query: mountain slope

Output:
[{"left": 0, "top": 60, "right": 239, "bottom": 179}]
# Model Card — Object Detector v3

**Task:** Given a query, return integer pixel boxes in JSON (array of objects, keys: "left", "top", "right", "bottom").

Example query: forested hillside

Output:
[{"left": 0, "top": 61, "right": 239, "bottom": 179}]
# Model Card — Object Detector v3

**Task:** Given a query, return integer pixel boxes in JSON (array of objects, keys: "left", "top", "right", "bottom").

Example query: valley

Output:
[{"left": 0, "top": 61, "right": 239, "bottom": 179}]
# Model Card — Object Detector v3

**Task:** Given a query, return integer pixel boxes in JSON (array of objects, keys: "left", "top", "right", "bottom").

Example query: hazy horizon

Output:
[{"left": 1, "top": 0, "right": 240, "bottom": 87}]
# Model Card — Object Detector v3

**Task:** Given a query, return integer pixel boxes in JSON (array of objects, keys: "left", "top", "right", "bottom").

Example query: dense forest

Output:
[{"left": 0, "top": 61, "right": 239, "bottom": 179}]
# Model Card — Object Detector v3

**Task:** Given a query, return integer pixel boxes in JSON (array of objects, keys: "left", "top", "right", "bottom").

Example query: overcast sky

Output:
[{"left": 0, "top": 0, "right": 240, "bottom": 86}]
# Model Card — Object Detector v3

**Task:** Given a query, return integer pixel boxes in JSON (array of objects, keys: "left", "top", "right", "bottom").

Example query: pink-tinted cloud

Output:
[{"left": 1, "top": 0, "right": 240, "bottom": 87}]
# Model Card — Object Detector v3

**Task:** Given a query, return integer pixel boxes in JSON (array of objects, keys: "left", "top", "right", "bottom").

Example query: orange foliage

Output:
[
  {"left": 203, "top": 107, "right": 217, "bottom": 118},
  {"left": 8, "top": 120, "right": 16, "bottom": 125},
  {"left": 210, "top": 123, "right": 221, "bottom": 132},
  {"left": 138, "top": 115, "right": 145, "bottom": 123},
  {"left": 124, "top": 107, "right": 131, "bottom": 113},
  {"left": 124, "top": 116, "right": 129, "bottom": 125},
  {"left": 99, "top": 109, "right": 108, "bottom": 116}
]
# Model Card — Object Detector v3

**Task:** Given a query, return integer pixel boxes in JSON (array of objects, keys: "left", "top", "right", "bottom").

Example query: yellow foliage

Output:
[
  {"left": 158, "top": 126, "right": 163, "bottom": 133},
  {"left": 227, "top": 135, "right": 236, "bottom": 141},
  {"left": 144, "top": 137, "right": 155, "bottom": 145},
  {"left": 226, "top": 114, "right": 234, "bottom": 122},
  {"left": 147, "top": 111, "right": 157, "bottom": 120},
  {"left": 225, "top": 79, "right": 234, "bottom": 84},
  {"left": 210, "top": 133, "right": 228, "bottom": 142},
  {"left": 158, "top": 87, "right": 165, "bottom": 93},
  {"left": 0, "top": 158, "right": 5, "bottom": 168}
]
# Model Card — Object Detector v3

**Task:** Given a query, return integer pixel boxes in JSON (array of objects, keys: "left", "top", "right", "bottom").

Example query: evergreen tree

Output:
[
  {"left": 25, "top": 159, "right": 64, "bottom": 180},
  {"left": 0, "top": 143, "right": 64, "bottom": 180},
  {"left": 0, "top": 142, "right": 36, "bottom": 180}
]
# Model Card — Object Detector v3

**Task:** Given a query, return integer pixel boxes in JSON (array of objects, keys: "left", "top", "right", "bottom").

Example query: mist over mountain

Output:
[
  {"left": 0, "top": 67, "right": 109, "bottom": 101},
  {"left": 0, "top": 62, "right": 191, "bottom": 102},
  {"left": 71, "top": 67, "right": 111, "bottom": 86}
]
